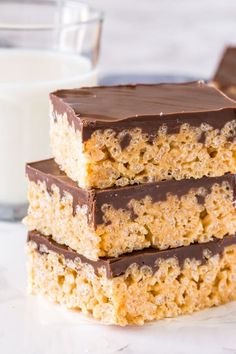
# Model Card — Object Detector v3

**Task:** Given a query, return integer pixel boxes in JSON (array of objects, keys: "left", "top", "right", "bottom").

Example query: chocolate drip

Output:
[
  {"left": 195, "top": 194, "right": 205, "bottom": 205},
  {"left": 28, "top": 230, "right": 236, "bottom": 278},
  {"left": 119, "top": 133, "right": 132, "bottom": 150}
]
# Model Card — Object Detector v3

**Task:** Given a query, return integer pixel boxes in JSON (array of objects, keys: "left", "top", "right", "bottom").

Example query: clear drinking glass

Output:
[{"left": 0, "top": 0, "right": 103, "bottom": 221}]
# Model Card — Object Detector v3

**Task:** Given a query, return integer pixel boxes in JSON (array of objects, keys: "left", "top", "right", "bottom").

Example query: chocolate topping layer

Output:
[
  {"left": 50, "top": 82, "right": 236, "bottom": 142},
  {"left": 28, "top": 230, "right": 236, "bottom": 278},
  {"left": 26, "top": 159, "right": 236, "bottom": 227},
  {"left": 213, "top": 47, "right": 236, "bottom": 89},
  {"left": 26, "top": 158, "right": 94, "bottom": 222}
]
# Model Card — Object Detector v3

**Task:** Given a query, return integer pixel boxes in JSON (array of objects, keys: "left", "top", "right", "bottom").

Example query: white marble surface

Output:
[{"left": 1, "top": 222, "right": 236, "bottom": 354}]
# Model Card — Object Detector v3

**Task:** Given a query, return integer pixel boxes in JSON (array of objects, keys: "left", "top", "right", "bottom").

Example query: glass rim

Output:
[{"left": 0, "top": 0, "right": 104, "bottom": 31}]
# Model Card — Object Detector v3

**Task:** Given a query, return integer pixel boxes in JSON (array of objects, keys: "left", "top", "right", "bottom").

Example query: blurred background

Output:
[{"left": 89, "top": 0, "right": 236, "bottom": 80}]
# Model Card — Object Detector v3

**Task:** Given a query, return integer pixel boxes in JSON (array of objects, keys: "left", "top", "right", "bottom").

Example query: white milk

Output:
[{"left": 0, "top": 49, "right": 97, "bottom": 205}]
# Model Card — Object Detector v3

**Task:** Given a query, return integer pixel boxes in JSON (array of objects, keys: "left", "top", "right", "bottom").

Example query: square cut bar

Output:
[
  {"left": 24, "top": 159, "right": 236, "bottom": 260},
  {"left": 27, "top": 230, "right": 236, "bottom": 326},
  {"left": 50, "top": 81, "right": 236, "bottom": 189},
  {"left": 212, "top": 47, "right": 236, "bottom": 101}
]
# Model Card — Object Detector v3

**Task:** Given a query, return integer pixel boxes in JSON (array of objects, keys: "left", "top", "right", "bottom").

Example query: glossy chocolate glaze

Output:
[
  {"left": 26, "top": 159, "right": 236, "bottom": 227},
  {"left": 213, "top": 47, "right": 236, "bottom": 89},
  {"left": 50, "top": 82, "right": 236, "bottom": 143},
  {"left": 28, "top": 230, "right": 236, "bottom": 278}
]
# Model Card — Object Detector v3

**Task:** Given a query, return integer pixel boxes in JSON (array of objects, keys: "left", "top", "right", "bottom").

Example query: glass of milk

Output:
[{"left": 0, "top": 0, "right": 103, "bottom": 221}]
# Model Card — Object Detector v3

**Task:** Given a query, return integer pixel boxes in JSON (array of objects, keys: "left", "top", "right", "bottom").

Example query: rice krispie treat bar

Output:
[
  {"left": 27, "top": 230, "right": 236, "bottom": 326},
  {"left": 212, "top": 47, "right": 236, "bottom": 100},
  {"left": 50, "top": 82, "right": 236, "bottom": 189},
  {"left": 24, "top": 159, "right": 236, "bottom": 260}
]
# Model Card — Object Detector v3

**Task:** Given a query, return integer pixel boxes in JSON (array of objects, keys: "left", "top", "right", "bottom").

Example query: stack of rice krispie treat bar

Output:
[{"left": 24, "top": 82, "right": 236, "bottom": 326}]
